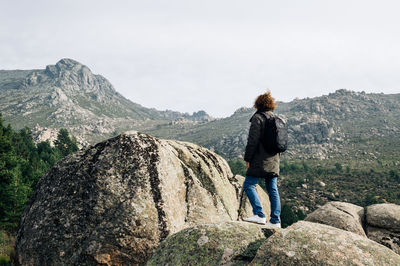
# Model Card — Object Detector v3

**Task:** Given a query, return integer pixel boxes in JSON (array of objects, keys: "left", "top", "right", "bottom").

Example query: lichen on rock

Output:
[
  {"left": 366, "top": 203, "right": 400, "bottom": 255},
  {"left": 305, "top": 201, "right": 366, "bottom": 237},
  {"left": 251, "top": 221, "right": 400, "bottom": 265},
  {"left": 147, "top": 221, "right": 270, "bottom": 266},
  {"left": 14, "top": 131, "right": 268, "bottom": 265}
]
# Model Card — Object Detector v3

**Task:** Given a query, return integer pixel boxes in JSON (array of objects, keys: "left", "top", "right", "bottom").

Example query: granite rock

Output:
[
  {"left": 147, "top": 221, "right": 275, "bottom": 265},
  {"left": 366, "top": 203, "right": 400, "bottom": 255},
  {"left": 305, "top": 201, "right": 366, "bottom": 237},
  {"left": 15, "top": 131, "right": 268, "bottom": 265},
  {"left": 252, "top": 221, "right": 400, "bottom": 265}
]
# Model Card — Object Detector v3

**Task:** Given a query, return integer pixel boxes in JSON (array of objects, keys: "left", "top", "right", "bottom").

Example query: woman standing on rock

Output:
[{"left": 243, "top": 91, "right": 281, "bottom": 228}]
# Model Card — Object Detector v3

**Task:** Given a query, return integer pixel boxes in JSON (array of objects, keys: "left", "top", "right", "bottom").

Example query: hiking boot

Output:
[
  {"left": 243, "top": 215, "right": 266, "bottom": 225},
  {"left": 265, "top": 221, "right": 281, "bottom": 228}
]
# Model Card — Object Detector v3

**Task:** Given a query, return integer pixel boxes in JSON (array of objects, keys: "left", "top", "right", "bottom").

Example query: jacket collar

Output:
[{"left": 250, "top": 110, "right": 274, "bottom": 122}]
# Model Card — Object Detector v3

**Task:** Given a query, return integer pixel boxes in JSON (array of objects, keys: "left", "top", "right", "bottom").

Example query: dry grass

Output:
[{"left": 0, "top": 230, "right": 15, "bottom": 264}]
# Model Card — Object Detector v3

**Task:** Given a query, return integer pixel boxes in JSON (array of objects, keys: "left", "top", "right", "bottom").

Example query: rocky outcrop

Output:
[
  {"left": 252, "top": 221, "right": 400, "bottom": 265},
  {"left": 31, "top": 124, "right": 59, "bottom": 146},
  {"left": 3, "top": 59, "right": 400, "bottom": 163},
  {"left": 305, "top": 201, "right": 366, "bottom": 237},
  {"left": 31, "top": 124, "right": 89, "bottom": 148},
  {"left": 148, "top": 222, "right": 276, "bottom": 265},
  {"left": 288, "top": 114, "right": 335, "bottom": 145},
  {"left": 366, "top": 204, "right": 400, "bottom": 255},
  {"left": 14, "top": 132, "right": 269, "bottom": 265},
  {"left": 366, "top": 203, "right": 400, "bottom": 230},
  {"left": 305, "top": 202, "right": 400, "bottom": 256},
  {"left": 0, "top": 59, "right": 214, "bottom": 147},
  {"left": 148, "top": 220, "right": 400, "bottom": 265}
]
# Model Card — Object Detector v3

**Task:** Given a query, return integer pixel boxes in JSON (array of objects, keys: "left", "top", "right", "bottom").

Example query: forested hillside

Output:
[{"left": 0, "top": 113, "right": 78, "bottom": 262}]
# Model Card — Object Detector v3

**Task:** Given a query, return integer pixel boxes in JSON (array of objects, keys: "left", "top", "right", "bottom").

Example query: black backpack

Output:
[{"left": 259, "top": 112, "right": 288, "bottom": 154}]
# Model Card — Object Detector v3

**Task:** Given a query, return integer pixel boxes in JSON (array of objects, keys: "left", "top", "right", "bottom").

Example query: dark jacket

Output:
[{"left": 244, "top": 110, "right": 280, "bottom": 177}]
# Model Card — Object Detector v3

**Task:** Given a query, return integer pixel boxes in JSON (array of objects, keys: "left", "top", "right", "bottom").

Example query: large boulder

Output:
[
  {"left": 305, "top": 201, "right": 366, "bottom": 236},
  {"left": 366, "top": 203, "right": 400, "bottom": 255},
  {"left": 252, "top": 221, "right": 400, "bottom": 265},
  {"left": 147, "top": 221, "right": 275, "bottom": 265},
  {"left": 366, "top": 203, "right": 400, "bottom": 230},
  {"left": 15, "top": 131, "right": 269, "bottom": 265}
]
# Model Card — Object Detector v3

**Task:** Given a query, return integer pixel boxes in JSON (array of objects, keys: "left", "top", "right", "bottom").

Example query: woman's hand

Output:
[{"left": 246, "top": 162, "right": 250, "bottom": 170}]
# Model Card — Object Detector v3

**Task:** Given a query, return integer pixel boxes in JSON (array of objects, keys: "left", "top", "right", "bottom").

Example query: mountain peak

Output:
[
  {"left": 55, "top": 58, "right": 83, "bottom": 68},
  {"left": 45, "top": 58, "right": 90, "bottom": 78},
  {"left": 330, "top": 89, "right": 361, "bottom": 97},
  {"left": 233, "top": 107, "right": 253, "bottom": 115}
]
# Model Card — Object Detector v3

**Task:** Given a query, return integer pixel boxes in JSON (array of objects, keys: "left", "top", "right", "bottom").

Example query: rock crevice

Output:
[
  {"left": 15, "top": 131, "right": 269, "bottom": 265},
  {"left": 306, "top": 201, "right": 400, "bottom": 256}
]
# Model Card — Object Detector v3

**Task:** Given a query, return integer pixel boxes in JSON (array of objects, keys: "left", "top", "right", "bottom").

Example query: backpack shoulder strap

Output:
[{"left": 257, "top": 111, "right": 275, "bottom": 123}]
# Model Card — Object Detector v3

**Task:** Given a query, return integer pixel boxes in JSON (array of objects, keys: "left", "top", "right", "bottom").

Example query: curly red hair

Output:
[{"left": 254, "top": 91, "right": 276, "bottom": 111}]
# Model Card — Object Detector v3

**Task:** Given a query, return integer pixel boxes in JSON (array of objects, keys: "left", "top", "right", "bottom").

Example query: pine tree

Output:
[
  {"left": 0, "top": 115, "right": 30, "bottom": 228},
  {"left": 54, "top": 129, "right": 78, "bottom": 156},
  {"left": 0, "top": 114, "right": 78, "bottom": 230}
]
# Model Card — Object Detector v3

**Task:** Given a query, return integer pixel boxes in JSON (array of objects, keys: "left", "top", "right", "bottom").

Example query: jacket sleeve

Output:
[{"left": 244, "top": 114, "right": 263, "bottom": 162}]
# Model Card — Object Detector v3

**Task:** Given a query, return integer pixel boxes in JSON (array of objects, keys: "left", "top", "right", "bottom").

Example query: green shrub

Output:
[
  {"left": 302, "top": 162, "right": 310, "bottom": 172},
  {"left": 316, "top": 167, "right": 324, "bottom": 176},
  {"left": 346, "top": 166, "right": 351, "bottom": 173},
  {"left": 228, "top": 160, "right": 246, "bottom": 176},
  {"left": 306, "top": 173, "right": 314, "bottom": 183},
  {"left": 0, "top": 230, "right": 13, "bottom": 266},
  {"left": 335, "top": 163, "right": 343, "bottom": 172},
  {"left": 281, "top": 203, "right": 305, "bottom": 228},
  {"left": 289, "top": 163, "right": 302, "bottom": 172},
  {"left": 389, "top": 170, "right": 400, "bottom": 182},
  {"left": 0, "top": 256, "right": 10, "bottom": 266},
  {"left": 364, "top": 193, "right": 385, "bottom": 206}
]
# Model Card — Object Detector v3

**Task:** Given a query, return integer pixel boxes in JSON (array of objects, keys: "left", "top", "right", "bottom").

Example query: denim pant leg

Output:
[
  {"left": 265, "top": 177, "right": 281, "bottom": 223},
  {"left": 243, "top": 176, "right": 266, "bottom": 218}
]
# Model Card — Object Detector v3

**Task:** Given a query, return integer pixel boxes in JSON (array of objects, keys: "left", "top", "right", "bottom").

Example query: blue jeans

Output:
[{"left": 244, "top": 176, "right": 281, "bottom": 224}]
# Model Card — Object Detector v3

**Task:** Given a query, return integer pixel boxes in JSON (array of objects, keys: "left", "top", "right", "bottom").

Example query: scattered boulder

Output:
[
  {"left": 305, "top": 202, "right": 400, "bottom": 256},
  {"left": 147, "top": 221, "right": 275, "bottom": 265},
  {"left": 288, "top": 114, "right": 334, "bottom": 145},
  {"left": 367, "top": 227, "right": 400, "bottom": 256},
  {"left": 366, "top": 203, "right": 400, "bottom": 230},
  {"left": 366, "top": 203, "right": 400, "bottom": 255},
  {"left": 31, "top": 124, "right": 59, "bottom": 146},
  {"left": 148, "top": 219, "right": 400, "bottom": 265},
  {"left": 305, "top": 201, "right": 366, "bottom": 237},
  {"left": 31, "top": 124, "right": 89, "bottom": 149},
  {"left": 252, "top": 221, "right": 400, "bottom": 265},
  {"left": 15, "top": 132, "right": 269, "bottom": 265}
]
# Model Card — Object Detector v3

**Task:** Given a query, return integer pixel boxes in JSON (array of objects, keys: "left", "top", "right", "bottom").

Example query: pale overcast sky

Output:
[{"left": 1, "top": 0, "right": 400, "bottom": 117}]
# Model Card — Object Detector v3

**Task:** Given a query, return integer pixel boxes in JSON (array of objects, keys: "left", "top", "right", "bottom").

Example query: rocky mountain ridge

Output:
[
  {"left": 1, "top": 59, "right": 399, "bottom": 162},
  {"left": 0, "top": 59, "right": 213, "bottom": 145},
  {"left": 147, "top": 89, "right": 400, "bottom": 162}
]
